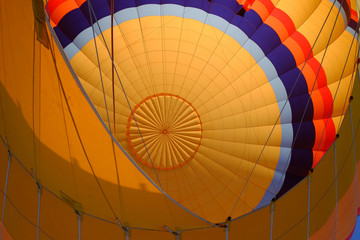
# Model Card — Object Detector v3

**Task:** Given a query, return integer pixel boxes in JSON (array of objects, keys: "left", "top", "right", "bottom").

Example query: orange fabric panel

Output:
[
  {"left": 2, "top": 197, "right": 37, "bottom": 240},
  {"left": 302, "top": 58, "right": 327, "bottom": 90},
  {"left": 47, "top": 0, "right": 80, "bottom": 27},
  {"left": 131, "top": 229, "right": 174, "bottom": 240},
  {"left": 265, "top": 8, "right": 295, "bottom": 42},
  {"left": 0, "top": 139, "right": 8, "bottom": 195},
  {"left": 5, "top": 156, "right": 38, "bottom": 225},
  {"left": 337, "top": 174, "right": 358, "bottom": 239},
  {"left": 0, "top": 223, "right": 13, "bottom": 240},
  {"left": 311, "top": 165, "right": 358, "bottom": 240},
  {"left": 251, "top": 0, "right": 274, "bottom": 21},
  {"left": 182, "top": 227, "right": 225, "bottom": 240},
  {"left": 312, "top": 119, "right": 336, "bottom": 168},
  {"left": 229, "top": 206, "right": 271, "bottom": 239},
  {"left": 310, "top": 206, "right": 336, "bottom": 240},
  {"left": 82, "top": 215, "right": 126, "bottom": 240},
  {"left": 283, "top": 31, "right": 313, "bottom": 66},
  {"left": 0, "top": 0, "right": 38, "bottom": 174},
  {"left": 39, "top": 189, "right": 78, "bottom": 240}
]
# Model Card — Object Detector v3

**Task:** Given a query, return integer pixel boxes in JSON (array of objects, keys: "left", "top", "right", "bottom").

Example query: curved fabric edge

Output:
[{"left": 44, "top": 9, "right": 217, "bottom": 228}]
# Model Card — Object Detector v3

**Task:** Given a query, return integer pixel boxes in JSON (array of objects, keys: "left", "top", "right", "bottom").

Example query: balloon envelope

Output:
[{"left": 0, "top": 0, "right": 359, "bottom": 239}]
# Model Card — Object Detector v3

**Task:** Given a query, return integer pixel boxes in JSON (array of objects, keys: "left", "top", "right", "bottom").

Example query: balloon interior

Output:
[{"left": 0, "top": 0, "right": 359, "bottom": 239}]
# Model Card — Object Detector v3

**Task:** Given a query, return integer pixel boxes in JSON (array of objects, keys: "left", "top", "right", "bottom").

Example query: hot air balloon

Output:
[{"left": 0, "top": 0, "right": 359, "bottom": 239}]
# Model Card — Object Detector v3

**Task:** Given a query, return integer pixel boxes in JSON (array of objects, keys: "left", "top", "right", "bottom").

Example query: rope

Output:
[
  {"left": 334, "top": 139, "right": 338, "bottom": 239},
  {"left": 86, "top": 1, "right": 163, "bottom": 189},
  {"left": 270, "top": 200, "right": 275, "bottom": 240},
  {"left": 111, "top": 0, "right": 116, "bottom": 136},
  {"left": 44, "top": 9, "right": 120, "bottom": 218},
  {"left": 0, "top": 141, "right": 10, "bottom": 240},
  {"left": 307, "top": 174, "right": 311, "bottom": 240},
  {"left": 76, "top": 210, "right": 81, "bottom": 240},
  {"left": 36, "top": 184, "right": 41, "bottom": 240}
]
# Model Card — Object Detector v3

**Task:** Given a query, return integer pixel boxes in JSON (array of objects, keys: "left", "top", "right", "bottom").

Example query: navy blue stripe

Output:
[
  {"left": 244, "top": 9, "right": 263, "bottom": 30},
  {"left": 338, "top": 0, "right": 351, "bottom": 25},
  {"left": 349, "top": 19, "right": 358, "bottom": 32},
  {"left": 213, "top": 0, "right": 241, "bottom": 13},
  {"left": 137, "top": 0, "right": 161, "bottom": 5},
  {"left": 268, "top": 45, "right": 297, "bottom": 76},
  {"left": 210, "top": 3, "right": 237, "bottom": 22},
  {"left": 281, "top": 68, "right": 308, "bottom": 98},
  {"left": 112, "top": 0, "right": 137, "bottom": 12},
  {"left": 289, "top": 95, "right": 314, "bottom": 123},
  {"left": 54, "top": 27, "right": 72, "bottom": 47},
  {"left": 233, "top": 17, "right": 257, "bottom": 37},
  {"left": 184, "top": 0, "right": 211, "bottom": 10},
  {"left": 277, "top": 146, "right": 313, "bottom": 197},
  {"left": 57, "top": 8, "right": 91, "bottom": 42},
  {"left": 56, "top": 0, "right": 260, "bottom": 49},
  {"left": 251, "top": 24, "right": 281, "bottom": 55}
]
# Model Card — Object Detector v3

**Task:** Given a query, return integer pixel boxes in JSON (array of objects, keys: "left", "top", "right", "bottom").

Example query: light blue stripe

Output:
[
  {"left": 206, "top": 14, "right": 229, "bottom": 33},
  {"left": 258, "top": 58, "right": 278, "bottom": 80},
  {"left": 346, "top": 26, "right": 358, "bottom": 39},
  {"left": 184, "top": 7, "right": 207, "bottom": 22},
  {"left": 138, "top": 4, "right": 161, "bottom": 17},
  {"left": 162, "top": 4, "right": 185, "bottom": 17},
  {"left": 64, "top": 43, "right": 79, "bottom": 60},
  {"left": 332, "top": 0, "right": 348, "bottom": 26}
]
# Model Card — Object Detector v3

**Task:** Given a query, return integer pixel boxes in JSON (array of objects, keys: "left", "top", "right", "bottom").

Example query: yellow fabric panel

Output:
[
  {"left": 82, "top": 215, "right": 126, "bottom": 240},
  {"left": 273, "top": 178, "right": 308, "bottom": 240},
  {"left": 130, "top": 229, "right": 174, "bottom": 240},
  {"left": 296, "top": 0, "right": 347, "bottom": 55},
  {"left": 40, "top": 189, "right": 78, "bottom": 240},
  {"left": 182, "top": 227, "right": 225, "bottom": 240},
  {"left": 276, "top": 0, "right": 322, "bottom": 29},
  {"left": 314, "top": 32, "right": 358, "bottom": 86},
  {"left": 229, "top": 206, "right": 271, "bottom": 240}
]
